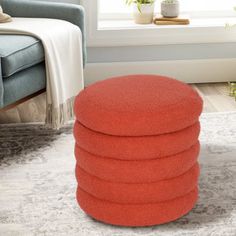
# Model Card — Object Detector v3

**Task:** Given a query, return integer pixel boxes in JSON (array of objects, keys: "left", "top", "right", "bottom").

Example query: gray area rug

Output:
[{"left": 0, "top": 112, "right": 236, "bottom": 236}]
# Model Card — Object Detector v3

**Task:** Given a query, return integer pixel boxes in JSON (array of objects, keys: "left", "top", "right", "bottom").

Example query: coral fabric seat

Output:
[
  {"left": 74, "top": 74, "right": 203, "bottom": 227},
  {"left": 75, "top": 142, "right": 200, "bottom": 183},
  {"left": 74, "top": 121, "right": 200, "bottom": 160},
  {"left": 77, "top": 187, "right": 198, "bottom": 227},
  {"left": 75, "top": 75, "right": 203, "bottom": 136},
  {"left": 76, "top": 164, "right": 199, "bottom": 204}
]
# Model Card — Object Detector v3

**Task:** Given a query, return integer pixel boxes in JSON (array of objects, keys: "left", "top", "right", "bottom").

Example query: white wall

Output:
[{"left": 87, "top": 43, "right": 236, "bottom": 63}]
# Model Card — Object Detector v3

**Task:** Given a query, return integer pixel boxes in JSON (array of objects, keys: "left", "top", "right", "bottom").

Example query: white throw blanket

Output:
[
  {"left": 0, "top": 6, "right": 12, "bottom": 23},
  {"left": 0, "top": 18, "right": 84, "bottom": 128}
]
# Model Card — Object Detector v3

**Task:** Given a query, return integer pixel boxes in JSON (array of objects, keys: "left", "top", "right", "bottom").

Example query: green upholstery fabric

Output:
[
  {"left": 0, "top": 0, "right": 86, "bottom": 65},
  {"left": 3, "top": 63, "right": 46, "bottom": 107},
  {"left": 0, "top": 35, "right": 44, "bottom": 78},
  {"left": 0, "top": 0, "right": 86, "bottom": 109}
]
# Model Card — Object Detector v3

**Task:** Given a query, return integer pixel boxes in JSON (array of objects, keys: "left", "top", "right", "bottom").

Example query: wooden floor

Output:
[
  {"left": 192, "top": 83, "right": 236, "bottom": 113},
  {"left": 0, "top": 82, "right": 236, "bottom": 124}
]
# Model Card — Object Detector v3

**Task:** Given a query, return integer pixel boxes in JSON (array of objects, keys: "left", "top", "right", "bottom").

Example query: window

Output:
[
  {"left": 99, "top": 0, "right": 236, "bottom": 20},
  {"left": 82, "top": 0, "right": 236, "bottom": 47}
]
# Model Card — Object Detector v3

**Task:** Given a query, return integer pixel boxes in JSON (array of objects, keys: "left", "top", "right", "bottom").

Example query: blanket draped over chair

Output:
[
  {"left": 0, "top": 6, "right": 12, "bottom": 23},
  {"left": 0, "top": 18, "right": 84, "bottom": 128}
]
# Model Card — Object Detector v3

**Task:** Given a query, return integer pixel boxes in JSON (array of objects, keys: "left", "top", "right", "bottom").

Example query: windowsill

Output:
[
  {"left": 98, "top": 17, "right": 236, "bottom": 30},
  {"left": 88, "top": 15, "right": 236, "bottom": 47},
  {"left": 83, "top": 0, "right": 236, "bottom": 47}
]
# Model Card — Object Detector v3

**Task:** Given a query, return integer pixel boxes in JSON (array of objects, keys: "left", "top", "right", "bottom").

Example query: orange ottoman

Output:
[{"left": 74, "top": 74, "right": 203, "bottom": 227}]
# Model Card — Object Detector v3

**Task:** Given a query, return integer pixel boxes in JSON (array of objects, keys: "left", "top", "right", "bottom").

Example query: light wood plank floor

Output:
[{"left": 0, "top": 82, "right": 235, "bottom": 124}]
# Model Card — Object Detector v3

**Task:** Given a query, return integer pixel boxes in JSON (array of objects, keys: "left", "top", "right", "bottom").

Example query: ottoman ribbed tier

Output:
[
  {"left": 76, "top": 163, "right": 199, "bottom": 204},
  {"left": 75, "top": 75, "right": 203, "bottom": 136},
  {"left": 77, "top": 187, "right": 198, "bottom": 227},
  {"left": 74, "top": 74, "right": 203, "bottom": 227},
  {"left": 74, "top": 121, "right": 200, "bottom": 160},
  {"left": 75, "top": 142, "right": 200, "bottom": 183}
]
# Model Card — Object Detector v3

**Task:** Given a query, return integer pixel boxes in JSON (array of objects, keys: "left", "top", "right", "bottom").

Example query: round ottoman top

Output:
[{"left": 75, "top": 75, "right": 203, "bottom": 136}]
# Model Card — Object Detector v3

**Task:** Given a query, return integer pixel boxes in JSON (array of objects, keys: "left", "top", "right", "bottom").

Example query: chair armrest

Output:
[
  {"left": 0, "top": 59, "right": 4, "bottom": 108},
  {"left": 0, "top": 0, "right": 86, "bottom": 66}
]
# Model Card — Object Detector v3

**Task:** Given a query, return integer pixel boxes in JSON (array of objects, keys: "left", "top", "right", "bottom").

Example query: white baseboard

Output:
[{"left": 84, "top": 58, "right": 236, "bottom": 85}]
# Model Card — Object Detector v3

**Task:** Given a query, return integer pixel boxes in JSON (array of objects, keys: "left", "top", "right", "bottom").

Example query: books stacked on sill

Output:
[{"left": 153, "top": 15, "right": 190, "bottom": 25}]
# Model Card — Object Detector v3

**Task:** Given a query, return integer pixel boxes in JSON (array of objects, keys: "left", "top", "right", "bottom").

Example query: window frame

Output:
[
  {"left": 98, "top": 0, "right": 236, "bottom": 20},
  {"left": 81, "top": 0, "right": 236, "bottom": 47}
]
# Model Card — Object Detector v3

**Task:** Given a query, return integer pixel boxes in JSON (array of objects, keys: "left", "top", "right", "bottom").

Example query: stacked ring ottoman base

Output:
[{"left": 74, "top": 75, "right": 203, "bottom": 227}]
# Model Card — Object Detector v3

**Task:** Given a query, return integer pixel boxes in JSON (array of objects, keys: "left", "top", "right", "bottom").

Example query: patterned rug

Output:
[{"left": 0, "top": 112, "right": 236, "bottom": 236}]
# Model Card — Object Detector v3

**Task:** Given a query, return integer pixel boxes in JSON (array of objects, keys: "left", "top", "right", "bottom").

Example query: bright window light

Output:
[
  {"left": 99, "top": 0, "right": 236, "bottom": 18},
  {"left": 99, "top": 0, "right": 130, "bottom": 14}
]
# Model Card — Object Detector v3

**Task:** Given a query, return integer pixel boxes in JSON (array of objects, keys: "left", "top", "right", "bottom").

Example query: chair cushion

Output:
[
  {"left": 73, "top": 121, "right": 200, "bottom": 160},
  {"left": 2, "top": 63, "right": 46, "bottom": 108},
  {"left": 0, "top": 35, "right": 44, "bottom": 78},
  {"left": 76, "top": 163, "right": 199, "bottom": 204},
  {"left": 74, "top": 142, "right": 200, "bottom": 183},
  {"left": 75, "top": 75, "right": 203, "bottom": 136},
  {"left": 77, "top": 187, "right": 198, "bottom": 227}
]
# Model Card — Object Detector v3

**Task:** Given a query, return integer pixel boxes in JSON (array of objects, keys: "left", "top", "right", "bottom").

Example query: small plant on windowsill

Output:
[
  {"left": 125, "top": 0, "right": 156, "bottom": 24},
  {"left": 229, "top": 82, "right": 236, "bottom": 100},
  {"left": 226, "top": 8, "right": 236, "bottom": 101},
  {"left": 161, "top": 0, "right": 180, "bottom": 18}
]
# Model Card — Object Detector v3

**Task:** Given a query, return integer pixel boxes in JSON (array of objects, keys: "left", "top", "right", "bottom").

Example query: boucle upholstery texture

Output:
[
  {"left": 74, "top": 75, "right": 203, "bottom": 136},
  {"left": 75, "top": 142, "right": 200, "bottom": 183},
  {"left": 74, "top": 121, "right": 200, "bottom": 160},
  {"left": 76, "top": 163, "right": 199, "bottom": 204},
  {"left": 74, "top": 75, "right": 203, "bottom": 226},
  {"left": 77, "top": 187, "right": 199, "bottom": 227}
]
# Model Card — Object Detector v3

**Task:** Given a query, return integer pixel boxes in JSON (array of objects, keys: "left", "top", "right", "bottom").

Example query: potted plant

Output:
[
  {"left": 125, "top": 0, "right": 156, "bottom": 24},
  {"left": 229, "top": 82, "right": 236, "bottom": 99},
  {"left": 161, "top": 0, "right": 179, "bottom": 18}
]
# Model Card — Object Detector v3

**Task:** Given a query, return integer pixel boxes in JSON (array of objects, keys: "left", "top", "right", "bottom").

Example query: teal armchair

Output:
[{"left": 0, "top": 0, "right": 86, "bottom": 110}]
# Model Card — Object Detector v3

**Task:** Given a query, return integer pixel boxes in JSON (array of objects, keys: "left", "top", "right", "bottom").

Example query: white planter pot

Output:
[
  {"left": 133, "top": 3, "right": 155, "bottom": 24},
  {"left": 161, "top": 1, "right": 179, "bottom": 18}
]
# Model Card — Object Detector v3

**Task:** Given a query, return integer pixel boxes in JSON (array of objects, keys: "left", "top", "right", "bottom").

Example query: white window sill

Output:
[{"left": 98, "top": 17, "right": 236, "bottom": 30}]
